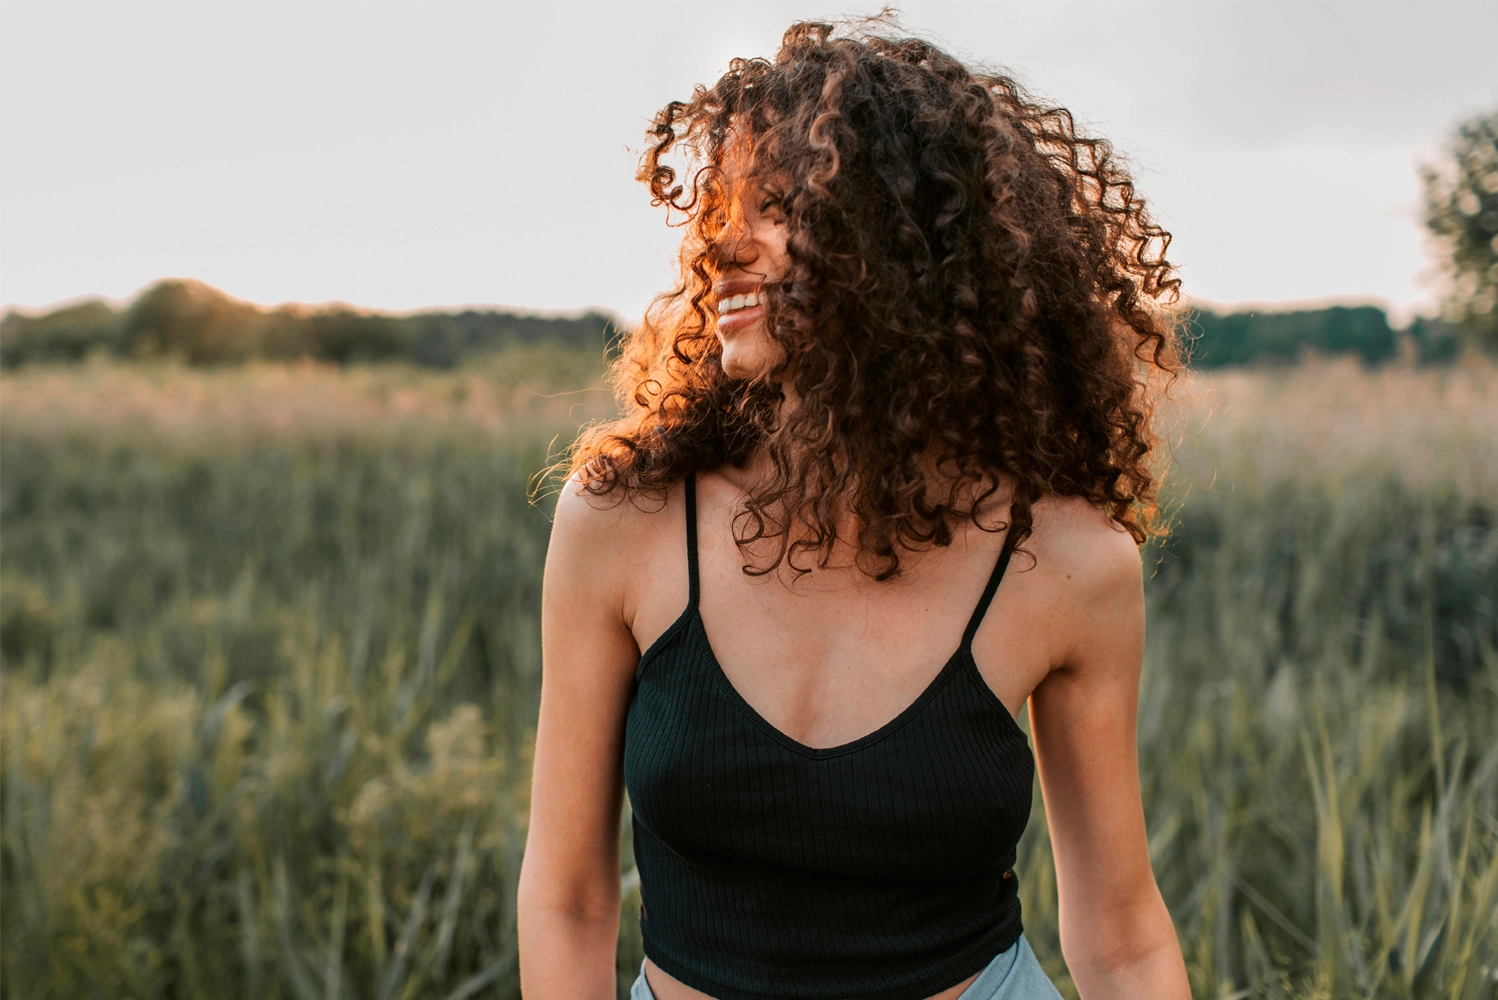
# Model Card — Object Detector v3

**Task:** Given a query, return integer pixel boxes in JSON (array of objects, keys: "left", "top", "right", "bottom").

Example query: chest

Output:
[
  {"left": 623, "top": 615, "right": 1035, "bottom": 881},
  {"left": 635, "top": 515, "right": 1048, "bottom": 749}
]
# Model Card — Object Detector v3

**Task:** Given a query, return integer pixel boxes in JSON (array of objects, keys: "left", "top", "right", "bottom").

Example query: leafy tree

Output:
[
  {"left": 120, "top": 279, "right": 269, "bottom": 363},
  {"left": 1422, "top": 108, "right": 1498, "bottom": 352}
]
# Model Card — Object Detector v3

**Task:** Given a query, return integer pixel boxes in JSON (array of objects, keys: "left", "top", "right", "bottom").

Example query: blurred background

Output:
[{"left": 2, "top": 3, "right": 1495, "bottom": 999}]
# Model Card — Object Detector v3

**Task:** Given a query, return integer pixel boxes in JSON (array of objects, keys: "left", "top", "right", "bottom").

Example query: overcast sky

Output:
[{"left": 2, "top": 1, "right": 1494, "bottom": 324}]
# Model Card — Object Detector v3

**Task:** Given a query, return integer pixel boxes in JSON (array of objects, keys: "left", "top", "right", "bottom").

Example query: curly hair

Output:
[{"left": 566, "top": 18, "right": 1183, "bottom": 580}]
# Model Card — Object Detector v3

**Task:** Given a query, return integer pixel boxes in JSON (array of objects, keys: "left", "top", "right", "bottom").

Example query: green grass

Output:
[{"left": 1, "top": 358, "right": 1495, "bottom": 999}]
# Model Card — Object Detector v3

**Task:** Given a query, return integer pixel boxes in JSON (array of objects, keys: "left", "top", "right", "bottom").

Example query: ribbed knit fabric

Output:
[{"left": 622, "top": 472, "right": 1036, "bottom": 1000}]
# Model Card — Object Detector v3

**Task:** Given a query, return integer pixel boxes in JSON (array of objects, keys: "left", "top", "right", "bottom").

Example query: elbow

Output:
[
  {"left": 516, "top": 857, "right": 622, "bottom": 928},
  {"left": 1060, "top": 892, "right": 1184, "bottom": 982}
]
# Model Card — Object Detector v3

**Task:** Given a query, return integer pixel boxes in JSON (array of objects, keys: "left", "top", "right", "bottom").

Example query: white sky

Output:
[{"left": 2, "top": 1, "right": 1495, "bottom": 325}]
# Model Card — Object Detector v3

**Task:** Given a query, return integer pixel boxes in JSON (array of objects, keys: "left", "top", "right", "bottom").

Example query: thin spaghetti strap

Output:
[
  {"left": 960, "top": 531, "right": 1016, "bottom": 650},
  {"left": 685, "top": 471, "right": 700, "bottom": 608}
]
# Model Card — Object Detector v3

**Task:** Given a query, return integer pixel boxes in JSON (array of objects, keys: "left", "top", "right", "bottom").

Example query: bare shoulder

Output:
[
  {"left": 1022, "top": 495, "right": 1143, "bottom": 632},
  {"left": 552, "top": 472, "right": 662, "bottom": 546},
  {"left": 551, "top": 472, "right": 677, "bottom": 565},
  {"left": 1026, "top": 495, "right": 1140, "bottom": 581},
  {"left": 1016, "top": 496, "right": 1144, "bottom": 677},
  {"left": 546, "top": 473, "right": 685, "bottom": 631}
]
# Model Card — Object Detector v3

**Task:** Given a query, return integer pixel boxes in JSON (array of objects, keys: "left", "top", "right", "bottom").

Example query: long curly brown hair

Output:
[{"left": 566, "top": 18, "right": 1182, "bottom": 580}]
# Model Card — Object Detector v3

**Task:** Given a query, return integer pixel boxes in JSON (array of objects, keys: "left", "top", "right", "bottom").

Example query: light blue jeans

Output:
[{"left": 629, "top": 934, "right": 1064, "bottom": 999}]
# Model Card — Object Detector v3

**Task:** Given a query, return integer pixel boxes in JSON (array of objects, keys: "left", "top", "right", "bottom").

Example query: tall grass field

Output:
[{"left": 2, "top": 352, "right": 1495, "bottom": 999}]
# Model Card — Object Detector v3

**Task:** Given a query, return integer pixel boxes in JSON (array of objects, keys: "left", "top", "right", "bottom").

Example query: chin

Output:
[
  {"left": 721, "top": 355, "right": 774, "bottom": 382},
  {"left": 719, "top": 339, "right": 784, "bottom": 382},
  {"left": 719, "top": 346, "right": 759, "bottom": 381}
]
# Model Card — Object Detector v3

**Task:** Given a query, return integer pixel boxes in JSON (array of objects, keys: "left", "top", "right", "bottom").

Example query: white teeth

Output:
[{"left": 717, "top": 291, "right": 762, "bottom": 317}]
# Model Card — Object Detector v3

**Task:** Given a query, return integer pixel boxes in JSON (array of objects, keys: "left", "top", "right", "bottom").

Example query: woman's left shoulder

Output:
[
  {"left": 1011, "top": 497, "right": 1145, "bottom": 679},
  {"left": 1024, "top": 495, "right": 1143, "bottom": 605}
]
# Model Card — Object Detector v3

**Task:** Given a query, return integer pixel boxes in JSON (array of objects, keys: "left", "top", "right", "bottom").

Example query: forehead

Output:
[{"left": 719, "top": 127, "right": 788, "bottom": 197}]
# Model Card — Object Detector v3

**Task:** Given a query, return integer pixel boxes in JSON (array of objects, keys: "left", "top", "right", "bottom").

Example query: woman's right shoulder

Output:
[
  {"left": 547, "top": 472, "right": 685, "bottom": 592},
  {"left": 552, "top": 472, "right": 680, "bottom": 542}
]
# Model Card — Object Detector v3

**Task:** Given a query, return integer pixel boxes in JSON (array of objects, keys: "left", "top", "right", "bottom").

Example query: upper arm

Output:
[
  {"left": 1027, "top": 515, "right": 1156, "bottom": 936},
  {"left": 519, "top": 477, "right": 646, "bottom": 918}
]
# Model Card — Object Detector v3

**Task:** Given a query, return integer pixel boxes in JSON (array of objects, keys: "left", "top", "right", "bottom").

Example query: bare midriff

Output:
[{"left": 641, "top": 958, "right": 983, "bottom": 1000}]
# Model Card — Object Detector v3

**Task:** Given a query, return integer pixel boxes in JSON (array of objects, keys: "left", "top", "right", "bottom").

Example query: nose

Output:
[{"left": 711, "top": 212, "right": 761, "bottom": 272}]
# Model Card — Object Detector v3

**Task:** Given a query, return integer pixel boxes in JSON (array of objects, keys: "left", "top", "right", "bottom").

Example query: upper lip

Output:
[{"left": 713, "top": 277, "right": 763, "bottom": 304}]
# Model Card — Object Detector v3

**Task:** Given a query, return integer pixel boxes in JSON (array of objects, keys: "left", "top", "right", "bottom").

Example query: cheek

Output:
[{"left": 764, "top": 231, "right": 790, "bottom": 276}]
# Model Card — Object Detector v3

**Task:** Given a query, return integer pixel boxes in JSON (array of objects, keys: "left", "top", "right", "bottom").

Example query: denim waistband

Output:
[{"left": 628, "top": 934, "right": 1063, "bottom": 1000}]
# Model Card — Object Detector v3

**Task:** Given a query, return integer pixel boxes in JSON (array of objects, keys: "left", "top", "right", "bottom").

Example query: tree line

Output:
[
  {"left": 0, "top": 276, "right": 1471, "bottom": 372},
  {"left": 1186, "top": 306, "right": 1463, "bottom": 367},
  {"left": 0, "top": 279, "right": 622, "bottom": 370}
]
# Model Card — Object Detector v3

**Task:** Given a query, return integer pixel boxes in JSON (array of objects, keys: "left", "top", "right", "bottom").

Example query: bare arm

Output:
[
  {"left": 517, "top": 478, "right": 646, "bottom": 998},
  {"left": 1028, "top": 525, "right": 1189, "bottom": 1000}
]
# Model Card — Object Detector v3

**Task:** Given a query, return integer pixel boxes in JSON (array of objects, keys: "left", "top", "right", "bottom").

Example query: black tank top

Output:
[{"left": 623, "top": 472, "right": 1034, "bottom": 1000}]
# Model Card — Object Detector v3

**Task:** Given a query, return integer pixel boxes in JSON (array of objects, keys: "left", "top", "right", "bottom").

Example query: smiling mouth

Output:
[{"left": 717, "top": 290, "right": 763, "bottom": 317}]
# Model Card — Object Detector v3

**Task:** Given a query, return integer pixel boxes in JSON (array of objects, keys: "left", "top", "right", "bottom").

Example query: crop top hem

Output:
[{"left": 639, "top": 922, "right": 1024, "bottom": 1000}]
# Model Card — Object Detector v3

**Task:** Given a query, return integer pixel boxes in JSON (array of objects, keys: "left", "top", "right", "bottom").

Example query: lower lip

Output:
[{"left": 715, "top": 304, "right": 766, "bottom": 336}]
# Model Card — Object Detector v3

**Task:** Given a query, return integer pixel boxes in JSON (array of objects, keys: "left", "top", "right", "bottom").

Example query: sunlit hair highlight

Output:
[{"left": 566, "top": 17, "right": 1183, "bottom": 579}]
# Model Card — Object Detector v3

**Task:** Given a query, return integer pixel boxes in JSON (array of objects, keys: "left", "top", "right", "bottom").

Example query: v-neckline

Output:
[
  {"left": 630, "top": 469, "right": 1023, "bottom": 759},
  {"left": 688, "top": 607, "right": 975, "bottom": 760}
]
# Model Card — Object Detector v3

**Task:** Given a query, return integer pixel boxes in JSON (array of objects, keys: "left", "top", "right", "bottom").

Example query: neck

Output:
[{"left": 718, "top": 375, "right": 1011, "bottom": 548}]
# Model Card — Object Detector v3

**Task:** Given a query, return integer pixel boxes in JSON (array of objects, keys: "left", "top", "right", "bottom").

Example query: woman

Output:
[{"left": 518, "top": 19, "right": 1191, "bottom": 1000}]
